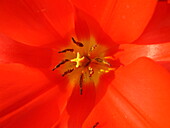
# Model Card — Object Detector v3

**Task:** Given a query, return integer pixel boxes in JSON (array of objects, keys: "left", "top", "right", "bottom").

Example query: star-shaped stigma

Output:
[{"left": 70, "top": 52, "right": 84, "bottom": 68}]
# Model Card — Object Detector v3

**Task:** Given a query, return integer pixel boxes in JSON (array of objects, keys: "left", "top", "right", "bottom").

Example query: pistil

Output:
[{"left": 70, "top": 52, "right": 85, "bottom": 68}]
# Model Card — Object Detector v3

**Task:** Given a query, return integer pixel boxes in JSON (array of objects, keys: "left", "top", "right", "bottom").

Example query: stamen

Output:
[
  {"left": 80, "top": 73, "right": 84, "bottom": 95},
  {"left": 88, "top": 67, "right": 94, "bottom": 77},
  {"left": 52, "top": 59, "right": 69, "bottom": 71},
  {"left": 62, "top": 68, "right": 74, "bottom": 76},
  {"left": 72, "top": 37, "right": 84, "bottom": 47},
  {"left": 95, "top": 58, "right": 111, "bottom": 66},
  {"left": 70, "top": 52, "right": 84, "bottom": 68},
  {"left": 99, "top": 68, "right": 115, "bottom": 73},
  {"left": 58, "top": 49, "right": 74, "bottom": 53},
  {"left": 89, "top": 44, "right": 97, "bottom": 52},
  {"left": 95, "top": 58, "right": 103, "bottom": 63},
  {"left": 104, "top": 56, "right": 115, "bottom": 60},
  {"left": 92, "top": 122, "right": 99, "bottom": 128},
  {"left": 102, "top": 60, "right": 111, "bottom": 66}
]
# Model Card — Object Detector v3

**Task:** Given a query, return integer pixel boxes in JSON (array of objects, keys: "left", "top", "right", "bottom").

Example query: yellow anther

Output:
[
  {"left": 102, "top": 60, "right": 111, "bottom": 66},
  {"left": 108, "top": 68, "right": 116, "bottom": 71},
  {"left": 70, "top": 52, "right": 84, "bottom": 68},
  {"left": 88, "top": 66, "right": 94, "bottom": 77},
  {"left": 99, "top": 69, "right": 109, "bottom": 73},
  {"left": 90, "top": 44, "right": 97, "bottom": 52},
  {"left": 99, "top": 68, "right": 115, "bottom": 73},
  {"left": 104, "top": 56, "right": 115, "bottom": 60},
  {"left": 88, "top": 66, "right": 93, "bottom": 70}
]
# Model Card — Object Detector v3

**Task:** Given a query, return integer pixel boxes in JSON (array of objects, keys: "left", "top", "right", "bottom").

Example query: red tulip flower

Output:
[{"left": 0, "top": 0, "right": 170, "bottom": 128}]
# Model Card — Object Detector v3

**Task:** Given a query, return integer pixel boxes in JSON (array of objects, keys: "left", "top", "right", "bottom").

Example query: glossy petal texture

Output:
[
  {"left": 0, "top": 62, "right": 73, "bottom": 128},
  {"left": 0, "top": 0, "right": 74, "bottom": 46},
  {"left": 0, "top": 34, "right": 74, "bottom": 127},
  {"left": 71, "top": 0, "right": 157, "bottom": 43},
  {"left": 56, "top": 71, "right": 116, "bottom": 128},
  {"left": 116, "top": 42, "right": 170, "bottom": 71},
  {"left": 134, "top": 1, "right": 170, "bottom": 44},
  {"left": 0, "top": 63, "right": 58, "bottom": 128},
  {"left": 32, "top": 0, "right": 74, "bottom": 37},
  {"left": 74, "top": 7, "right": 119, "bottom": 54},
  {"left": 56, "top": 85, "right": 96, "bottom": 128},
  {"left": 83, "top": 57, "right": 170, "bottom": 128},
  {"left": 0, "top": 34, "right": 53, "bottom": 68}
]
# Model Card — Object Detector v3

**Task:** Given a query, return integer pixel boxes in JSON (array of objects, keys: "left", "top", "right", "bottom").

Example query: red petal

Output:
[
  {"left": 134, "top": 1, "right": 170, "bottom": 44},
  {"left": 83, "top": 57, "right": 170, "bottom": 128},
  {"left": 0, "top": 34, "right": 53, "bottom": 68},
  {"left": 104, "top": 0, "right": 157, "bottom": 43},
  {"left": 74, "top": 8, "right": 119, "bottom": 51},
  {"left": 32, "top": 0, "right": 74, "bottom": 37},
  {"left": 71, "top": 0, "right": 157, "bottom": 43},
  {"left": 116, "top": 42, "right": 170, "bottom": 71},
  {"left": 0, "top": 63, "right": 73, "bottom": 127},
  {"left": 71, "top": 0, "right": 117, "bottom": 25},
  {"left": 0, "top": 0, "right": 73, "bottom": 46},
  {"left": 0, "top": 63, "right": 54, "bottom": 126},
  {"left": 74, "top": 8, "right": 90, "bottom": 40},
  {"left": 0, "top": 86, "right": 60, "bottom": 128},
  {"left": 0, "top": 63, "right": 50, "bottom": 116},
  {"left": 56, "top": 84, "right": 96, "bottom": 128}
]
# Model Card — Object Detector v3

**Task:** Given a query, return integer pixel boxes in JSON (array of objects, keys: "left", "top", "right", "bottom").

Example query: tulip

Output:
[{"left": 0, "top": 0, "right": 170, "bottom": 128}]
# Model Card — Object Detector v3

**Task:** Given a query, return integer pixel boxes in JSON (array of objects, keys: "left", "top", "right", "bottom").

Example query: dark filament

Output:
[
  {"left": 72, "top": 37, "right": 84, "bottom": 47},
  {"left": 92, "top": 122, "right": 99, "bottom": 128},
  {"left": 58, "top": 49, "right": 74, "bottom": 53},
  {"left": 95, "top": 58, "right": 104, "bottom": 63},
  {"left": 52, "top": 59, "right": 69, "bottom": 71},
  {"left": 80, "top": 73, "right": 84, "bottom": 95},
  {"left": 95, "top": 58, "right": 111, "bottom": 66},
  {"left": 62, "top": 68, "right": 74, "bottom": 76}
]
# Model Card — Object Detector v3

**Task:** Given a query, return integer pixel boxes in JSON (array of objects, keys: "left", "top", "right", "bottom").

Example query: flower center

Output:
[{"left": 52, "top": 37, "right": 117, "bottom": 95}]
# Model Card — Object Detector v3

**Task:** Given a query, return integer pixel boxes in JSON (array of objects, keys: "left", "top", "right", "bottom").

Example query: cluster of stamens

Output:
[{"left": 52, "top": 37, "right": 115, "bottom": 95}]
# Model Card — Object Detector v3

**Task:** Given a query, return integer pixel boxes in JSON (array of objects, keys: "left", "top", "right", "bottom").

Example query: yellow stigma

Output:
[{"left": 70, "top": 52, "right": 84, "bottom": 68}]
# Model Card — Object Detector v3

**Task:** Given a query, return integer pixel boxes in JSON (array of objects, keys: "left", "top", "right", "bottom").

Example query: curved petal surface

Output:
[
  {"left": 0, "top": 63, "right": 73, "bottom": 128},
  {"left": 0, "top": 0, "right": 73, "bottom": 46},
  {"left": 0, "top": 63, "right": 51, "bottom": 118},
  {"left": 32, "top": 0, "right": 74, "bottom": 37},
  {"left": 0, "top": 34, "right": 53, "bottom": 68},
  {"left": 56, "top": 85, "right": 96, "bottom": 128},
  {"left": 116, "top": 42, "right": 170, "bottom": 71},
  {"left": 134, "top": 1, "right": 170, "bottom": 44},
  {"left": 55, "top": 66, "right": 117, "bottom": 128},
  {"left": 71, "top": 0, "right": 157, "bottom": 43},
  {"left": 83, "top": 57, "right": 170, "bottom": 128},
  {"left": 0, "top": 85, "right": 60, "bottom": 128},
  {"left": 73, "top": 7, "right": 119, "bottom": 51}
]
